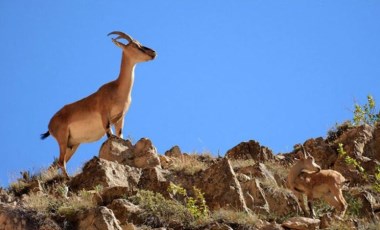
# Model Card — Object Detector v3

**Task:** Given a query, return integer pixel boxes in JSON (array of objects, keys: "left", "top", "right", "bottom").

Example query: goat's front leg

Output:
[
  {"left": 294, "top": 191, "right": 308, "bottom": 215},
  {"left": 114, "top": 117, "right": 124, "bottom": 139},
  {"left": 307, "top": 196, "right": 316, "bottom": 218}
]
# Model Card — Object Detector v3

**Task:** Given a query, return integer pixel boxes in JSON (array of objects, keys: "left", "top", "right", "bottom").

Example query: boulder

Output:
[
  {"left": 281, "top": 217, "right": 320, "bottom": 230},
  {"left": 107, "top": 199, "right": 142, "bottom": 226},
  {"left": 225, "top": 140, "right": 274, "bottom": 162},
  {"left": 100, "top": 186, "right": 134, "bottom": 206},
  {"left": 195, "top": 158, "right": 249, "bottom": 212},
  {"left": 69, "top": 157, "right": 141, "bottom": 192},
  {"left": 237, "top": 163, "right": 277, "bottom": 186},
  {"left": 303, "top": 137, "right": 337, "bottom": 169},
  {"left": 263, "top": 187, "right": 299, "bottom": 217},
  {"left": 333, "top": 124, "right": 374, "bottom": 184},
  {"left": 0, "top": 204, "right": 61, "bottom": 230},
  {"left": 238, "top": 176, "right": 269, "bottom": 214},
  {"left": 99, "top": 136, "right": 161, "bottom": 169},
  {"left": 164, "top": 145, "right": 182, "bottom": 158},
  {"left": 138, "top": 167, "right": 170, "bottom": 196},
  {"left": 77, "top": 206, "right": 122, "bottom": 230},
  {"left": 99, "top": 136, "right": 134, "bottom": 164}
]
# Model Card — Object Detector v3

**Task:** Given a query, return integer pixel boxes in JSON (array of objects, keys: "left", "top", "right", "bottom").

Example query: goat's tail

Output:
[{"left": 40, "top": 131, "right": 50, "bottom": 140}]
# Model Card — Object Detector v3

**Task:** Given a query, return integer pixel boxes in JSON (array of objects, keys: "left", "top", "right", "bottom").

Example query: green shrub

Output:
[
  {"left": 130, "top": 190, "right": 193, "bottom": 227},
  {"left": 167, "top": 182, "right": 209, "bottom": 220},
  {"left": 338, "top": 143, "right": 380, "bottom": 193},
  {"left": 352, "top": 95, "right": 380, "bottom": 126}
]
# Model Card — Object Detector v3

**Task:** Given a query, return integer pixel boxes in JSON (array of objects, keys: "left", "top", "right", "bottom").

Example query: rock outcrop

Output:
[
  {"left": 1, "top": 124, "right": 380, "bottom": 229},
  {"left": 225, "top": 140, "right": 274, "bottom": 162}
]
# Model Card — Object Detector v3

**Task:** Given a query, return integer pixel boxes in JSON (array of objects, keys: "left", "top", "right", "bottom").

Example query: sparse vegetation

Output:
[
  {"left": 169, "top": 153, "right": 209, "bottom": 175},
  {"left": 167, "top": 182, "right": 209, "bottom": 220},
  {"left": 338, "top": 143, "right": 380, "bottom": 193},
  {"left": 230, "top": 159, "right": 256, "bottom": 170},
  {"left": 352, "top": 95, "right": 380, "bottom": 126},
  {"left": 129, "top": 189, "right": 194, "bottom": 227},
  {"left": 211, "top": 209, "right": 259, "bottom": 227}
]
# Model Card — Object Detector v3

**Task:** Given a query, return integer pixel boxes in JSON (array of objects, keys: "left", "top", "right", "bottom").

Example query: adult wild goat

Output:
[
  {"left": 287, "top": 147, "right": 347, "bottom": 218},
  {"left": 41, "top": 31, "right": 156, "bottom": 178}
]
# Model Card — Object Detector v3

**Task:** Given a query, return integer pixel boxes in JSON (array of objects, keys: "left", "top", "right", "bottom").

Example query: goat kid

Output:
[
  {"left": 287, "top": 148, "right": 347, "bottom": 218},
  {"left": 41, "top": 31, "right": 156, "bottom": 178}
]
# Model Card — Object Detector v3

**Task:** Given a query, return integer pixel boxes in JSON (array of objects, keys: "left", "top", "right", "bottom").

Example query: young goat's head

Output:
[
  {"left": 108, "top": 31, "right": 156, "bottom": 62},
  {"left": 297, "top": 147, "right": 321, "bottom": 173}
]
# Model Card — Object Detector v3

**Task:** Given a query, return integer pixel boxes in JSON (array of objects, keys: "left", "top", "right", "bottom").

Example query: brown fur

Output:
[
  {"left": 42, "top": 31, "right": 156, "bottom": 177},
  {"left": 288, "top": 150, "right": 347, "bottom": 218}
]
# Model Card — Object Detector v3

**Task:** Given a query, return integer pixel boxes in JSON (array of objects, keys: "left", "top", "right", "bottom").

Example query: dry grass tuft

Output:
[
  {"left": 230, "top": 159, "right": 256, "bottom": 170},
  {"left": 212, "top": 209, "right": 259, "bottom": 227},
  {"left": 169, "top": 153, "right": 209, "bottom": 175}
]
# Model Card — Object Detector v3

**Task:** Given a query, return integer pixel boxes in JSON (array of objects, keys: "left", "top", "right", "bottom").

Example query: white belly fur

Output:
[{"left": 68, "top": 114, "right": 105, "bottom": 145}]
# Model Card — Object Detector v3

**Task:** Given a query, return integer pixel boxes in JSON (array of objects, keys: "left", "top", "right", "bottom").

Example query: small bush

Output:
[
  {"left": 130, "top": 190, "right": 193, "bottom": 227},
  {"left": 168, "top": 182, "right": 209, "bottom": 220},
  {"left": 352, "top": 95, "right": 380, "bottom": 126}
]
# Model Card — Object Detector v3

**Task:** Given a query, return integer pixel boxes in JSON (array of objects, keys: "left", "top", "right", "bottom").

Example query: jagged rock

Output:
[
  {"left": 133, "top": 138, "right": 161, "bottom": 168},
  {"left": 107, "top": 199, "right": 142, "bottom": 226},
  {"left": 195, "top": 158, "right": 249, "bottom": 212},
  {"left": 367, "top": 123, "right": 380, "bottom": 161},
  {"left": 281, "top": 216, "right": 320, "bottom": 230},
  {"left": 303, "top": 137, "right": 337, "bottom": 168},
  {"left": 99, "top": 136, "right": 161, "bottom": 169},
  {"left": 158, "top": 155, "right": 173, "bottom": 169},
  {"left": 99, "top": 135, "right": 134, "bottom": 164},
  {"left": 259, "top": 222, "right": 284, "bottom": 230},
  {"left": 0, "top": 204, "right": 61, "bottom": 230},
  {"left": 238, "top": 176, "right": 269, "bottom": 214},
  {"left": 333, "top": 124, "right": 374, "bottom": 184},
  {"left": 100, "top": 186, "right": 135, "bottom": 205},
  {"left": 225, "top": 140, "right": 274, "bottom": 162},
  {"left": 164, "top": 145, "right": 182, "bottom": 158},
  {"left": 138, "top": 167, "right": 170, "bottom": 196},
  {"left": 351, "top": 189, "right": 379, "bottom": 221},
  {"left": 69, "top": 157, "right": 141, "bottom": 192},
  {"left": 77, "top": 206, "right": 122, "bottom": 230},
  {"left": 237, "top": 163, "right": 277, "bottom": 186},
  {"left": 319, "top": 213, "right": 357, "bottom": 229}
]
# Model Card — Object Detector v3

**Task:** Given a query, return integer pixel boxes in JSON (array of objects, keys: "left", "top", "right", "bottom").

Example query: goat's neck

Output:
[
  {"left": 116, "top": 53, "right": 136, "bottom": 99},
  {"left": 288, "top": 161, "right": 304, "bottom": 189}
]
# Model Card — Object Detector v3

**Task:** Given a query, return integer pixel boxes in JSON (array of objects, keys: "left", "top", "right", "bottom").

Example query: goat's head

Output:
[
  {"left": 297, "top": 146, "right": 321, "bottom": 174},
  {"left": 108, "top": 31, "right": 156, "bottom": 62}
]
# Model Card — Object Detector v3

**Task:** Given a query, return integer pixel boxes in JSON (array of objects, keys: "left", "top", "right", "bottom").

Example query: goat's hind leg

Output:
[
  {"left": 56, "top": 142, "right": 70, "bottom": 178},
  {"left": 323, "top": 193, "right": 346, "bottom": 218}
]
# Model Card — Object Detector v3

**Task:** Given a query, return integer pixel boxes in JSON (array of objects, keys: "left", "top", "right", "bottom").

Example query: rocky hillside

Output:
[{"left": 1, "top": 123, "right": 380, "bottom": 230}]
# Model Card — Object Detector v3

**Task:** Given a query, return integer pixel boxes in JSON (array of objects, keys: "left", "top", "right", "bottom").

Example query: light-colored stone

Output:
[
  {"left": 69, "top": 157, "right": 141, "bottom": 192},
  {"left": 195, "top": 158, "right": 249, "bottom": 212},
  {"left": 78, "top": 206, "right": 122, "bottom": 230},
  {"left": 99, "top": 136, "right": 161, "bottom": 169},
  {"left": 282, "top": 217, "right": 320, "bottom": 230}
]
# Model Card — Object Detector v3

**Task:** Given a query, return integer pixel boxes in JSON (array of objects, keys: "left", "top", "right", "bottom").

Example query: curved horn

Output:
[
  {"left": 107, "top": 31, "right": 133, "bottom": 43},
  {"left": 301, "top": 145, "right": 310, "bottom": 157}
]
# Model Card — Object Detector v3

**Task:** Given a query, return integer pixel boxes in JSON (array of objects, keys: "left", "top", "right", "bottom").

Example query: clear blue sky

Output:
[{"left": 1, "top": 1, "right": 379, "bottom": 186}]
